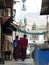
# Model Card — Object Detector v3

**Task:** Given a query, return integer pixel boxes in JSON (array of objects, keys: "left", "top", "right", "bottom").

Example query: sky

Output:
[
  {"left": 14, "top": 0, "right": 42, "bottom": 19},
  {"left": 25, "top": 0, "right": 42, "bottom": 14},
  {"left": 13, "top": 0, "right": 47, "bottom": 28}
]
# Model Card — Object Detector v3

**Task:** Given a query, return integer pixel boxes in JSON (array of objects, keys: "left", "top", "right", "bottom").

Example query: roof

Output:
[
  {"left": 0, "top": 0, "right": 13, "bottom": 9},
  {"left": 40, "top": 0, "right": 49, "bottom": 15}
]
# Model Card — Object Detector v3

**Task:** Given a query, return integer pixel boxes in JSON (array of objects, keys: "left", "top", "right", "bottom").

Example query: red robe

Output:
[
  {"left": 20, "top": 37, "right": 28, "bottom": 48},
  {"left": 19, "top": 37, "right": 28, "bottom": 59},
  {"left": 13, "top": 39, "right": 20, "bottom": 59}
]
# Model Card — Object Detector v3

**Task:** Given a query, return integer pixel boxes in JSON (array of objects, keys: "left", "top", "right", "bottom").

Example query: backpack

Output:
[{"left": 13, "top": 40, "right": 18, "bottom": 47}]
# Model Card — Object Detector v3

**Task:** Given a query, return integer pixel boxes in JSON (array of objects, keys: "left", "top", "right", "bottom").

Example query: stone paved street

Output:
[{"left": 4, "top": 58, "right": 34, "bottom": 65}]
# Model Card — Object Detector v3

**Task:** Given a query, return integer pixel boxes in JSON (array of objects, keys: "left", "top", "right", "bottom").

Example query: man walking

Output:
[
  {"left": 13, "top": 36, "right": 19, "bottom": 61},
  {"left": 20, "top": 35, "right": 28, "bottom": 61}
]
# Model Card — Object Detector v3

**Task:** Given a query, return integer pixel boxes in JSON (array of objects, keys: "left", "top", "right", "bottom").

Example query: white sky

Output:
[
  {"left": 25, "top": 0, "right": 42, "bottom": 14},
  {"left": 14, "top": 0, "right": 42, "bottom": 21},
  {"left": 13, "top": 0, "right": 47, "bottom": 28}
]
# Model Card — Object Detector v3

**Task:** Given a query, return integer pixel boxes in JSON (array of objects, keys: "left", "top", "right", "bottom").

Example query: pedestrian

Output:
[
  {"left": 13, "top": 35, "right": 19, "bottom": 61},
  {"left": 20, "top": 34, "right": 28, "bottom": 61}
]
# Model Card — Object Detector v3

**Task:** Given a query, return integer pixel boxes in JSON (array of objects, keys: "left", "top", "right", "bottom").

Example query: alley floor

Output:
[{"left": 4, "top": 58, "right": 34, "bottom": 65}]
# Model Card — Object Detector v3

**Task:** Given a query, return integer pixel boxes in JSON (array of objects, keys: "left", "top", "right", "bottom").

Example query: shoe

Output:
[
  {"left": 15, "top": 59, "right": 18, "bottom": 61},
  {"left": 22, "top": 59, "right": 24, "bottom": 61}
]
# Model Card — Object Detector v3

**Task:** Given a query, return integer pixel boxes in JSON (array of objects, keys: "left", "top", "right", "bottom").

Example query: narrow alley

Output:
[{"left": 5, "top": 58, "right": 34, "bottom": 65}]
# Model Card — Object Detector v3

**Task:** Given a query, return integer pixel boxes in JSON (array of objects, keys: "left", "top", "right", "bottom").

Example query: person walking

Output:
[
  {"left": 20, "top": 35, "right": 28, "bottom": 61},
  {"left": 13, "top": 35, "right": 19, "bottom": 61}
]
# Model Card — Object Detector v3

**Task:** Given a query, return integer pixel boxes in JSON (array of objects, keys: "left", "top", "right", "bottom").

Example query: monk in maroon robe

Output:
[
  {"left": 20, "top": 35, "right": 28, "bottom": 61},
  {"left": 13, "top": 36, "right": 19, "bottom": 61}
]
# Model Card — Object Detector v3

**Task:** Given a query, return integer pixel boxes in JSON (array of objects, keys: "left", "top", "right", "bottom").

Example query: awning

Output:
[
  {"left": 2, "top": 17, "right": 16, "bottom": 35},
  {"left": 10, "top": 23, "right": 48, "bottom": 35},
  {"left": 16, "top": 29, "right": 47, "bottom": 35},
  {"left": 40, "top": 0, "right": 49, "bottom": 15}
]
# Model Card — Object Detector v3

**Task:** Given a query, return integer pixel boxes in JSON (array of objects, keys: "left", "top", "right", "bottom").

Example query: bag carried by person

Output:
[{"left": 13, "top": 40, "right": 18, "bottom": 47}]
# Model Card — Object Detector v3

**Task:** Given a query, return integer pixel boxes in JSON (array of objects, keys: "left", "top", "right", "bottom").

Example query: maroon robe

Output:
[
  {"left": 20, "top": 37, "right": 28, "bottom": 59},
  {"left": 13, "top": 39, "right": 20, "bottom": 59}
]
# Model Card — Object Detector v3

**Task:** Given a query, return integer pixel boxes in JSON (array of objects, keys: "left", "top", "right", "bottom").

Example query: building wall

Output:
[
  {"left": 0, "top": 0, "right": 14, "bottom": 58},
  {"left": 0, "top": 19, "right": 1, "bottom": 57},
  {"left": 0, "top": 20, "right": 1, "bottom": 50}
]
